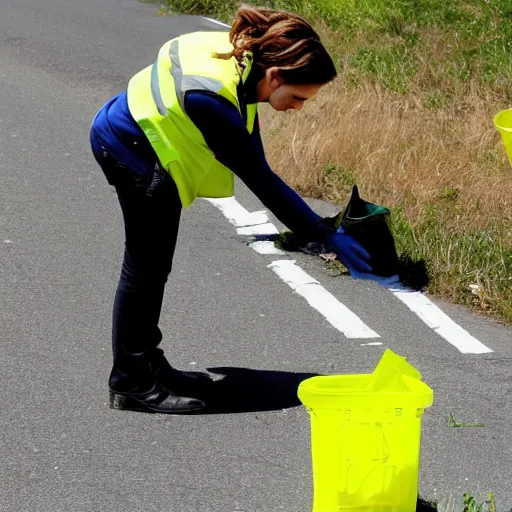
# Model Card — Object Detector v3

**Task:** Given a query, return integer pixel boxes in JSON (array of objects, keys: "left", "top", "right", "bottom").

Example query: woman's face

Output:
[{"left": 256, "top": 67, "right": 323, "bottom": 111}]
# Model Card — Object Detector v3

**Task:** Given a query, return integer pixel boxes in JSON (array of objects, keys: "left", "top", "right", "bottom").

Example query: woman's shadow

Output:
[{"left": 202, "top": 366, "right": 319, "bottom": 414}]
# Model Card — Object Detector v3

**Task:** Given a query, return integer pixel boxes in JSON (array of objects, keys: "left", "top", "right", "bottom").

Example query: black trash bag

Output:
[{"left": 324, "top": 185, "right": 429, "bottom": 289}]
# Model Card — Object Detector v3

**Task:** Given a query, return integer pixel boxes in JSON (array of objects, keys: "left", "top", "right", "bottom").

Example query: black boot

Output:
[
  {"left": 149, "top": 349, "right": 214, "bottom": 399},
  {"left": 109, "top": 383, "right": 205, "bottom": 414}
]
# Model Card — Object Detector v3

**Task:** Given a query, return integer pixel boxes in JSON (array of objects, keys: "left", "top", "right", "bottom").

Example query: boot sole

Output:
[{"left": 109, "top": 391, "right": 205, "bottom": 414}]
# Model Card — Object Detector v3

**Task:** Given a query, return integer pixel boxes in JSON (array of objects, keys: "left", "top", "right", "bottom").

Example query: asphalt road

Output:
[{"left": 1, "top": 0, "right": 511, "bottom": 511}]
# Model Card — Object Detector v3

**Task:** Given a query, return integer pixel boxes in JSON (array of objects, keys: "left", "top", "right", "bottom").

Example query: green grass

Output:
[
  {"left": 392, "top": 205, "right": 512, "bottom": 322},
  {"left": 164, "top": 0, "right": 512, "bottom": 96},
  {"left": 462, "top": 492, "right": 497, "bottom": 512},
  {"left": 274, "top": 201, "right": 512, "bottom": 322},
  {"left": 416, "top": 492, "right": 497, "bottom": 512}
]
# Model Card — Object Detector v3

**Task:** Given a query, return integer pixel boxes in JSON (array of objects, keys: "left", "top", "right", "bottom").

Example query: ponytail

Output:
[{"left": 220, "top": 5, "right": 337, "bottom": 85}]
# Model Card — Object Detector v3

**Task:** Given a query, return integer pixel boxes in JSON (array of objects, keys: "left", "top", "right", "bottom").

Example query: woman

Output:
[{"left": 90, "top": 5, "right": 371, "bottom": 414}]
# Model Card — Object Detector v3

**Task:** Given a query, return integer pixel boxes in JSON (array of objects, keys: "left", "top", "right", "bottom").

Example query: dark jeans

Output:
[{"left": 90, "top": 131, "right": 182, "bottom": 394}]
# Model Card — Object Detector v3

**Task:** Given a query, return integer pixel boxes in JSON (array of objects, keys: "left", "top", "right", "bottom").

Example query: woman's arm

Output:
[{"left": 184, "top": 91, "right": 330, "bottom": 242}]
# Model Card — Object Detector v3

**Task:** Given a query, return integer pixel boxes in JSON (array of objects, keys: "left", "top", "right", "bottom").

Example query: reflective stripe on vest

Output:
[{"left": 127, "top": 31, "right": 258, "bottom": 207}]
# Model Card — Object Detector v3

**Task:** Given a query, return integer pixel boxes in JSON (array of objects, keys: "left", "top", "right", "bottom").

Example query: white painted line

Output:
[
  {"left": 202, "top": 17, "right": 231, "bottom": 28},
  {"left": 249, "top": 241, "right": 285, "bottom": 255},
  {"left": 203, "top": 197, "right": 268, "bottom": 227},
  {"left": 361, "top": 342, "right": 383, "bottom": 346},
  {"left": 388, "top": 285, "right": 494, "bottom": 354},
  {"left": 268, "top": 260, "right": 319, "bottom": 289},
  {"left": 204, "top": 196, "right": 491, "bottom": 352},
  {"left": 237, "top": 223, "right": 280, "bottom": 236},
  {"left": 269, "top": 260, "right": 380, "bottom": 339}
]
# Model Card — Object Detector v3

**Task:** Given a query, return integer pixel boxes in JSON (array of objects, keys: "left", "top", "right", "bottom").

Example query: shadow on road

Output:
[
  {"left": 203, "top": 367, "right": 319, "bottom": 414},
  {"left": 417, "top": 498, "right": 437, "bottom": 511}
]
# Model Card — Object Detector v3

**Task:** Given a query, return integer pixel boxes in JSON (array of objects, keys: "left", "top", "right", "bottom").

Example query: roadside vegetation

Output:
[{"left": 162, "top": 0, "right": 512, "bottom": 325}]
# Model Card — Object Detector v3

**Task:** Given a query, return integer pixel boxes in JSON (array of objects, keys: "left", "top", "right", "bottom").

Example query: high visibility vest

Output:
[{"left": 127, "top": 31, "right": 258, "bottom": 208}]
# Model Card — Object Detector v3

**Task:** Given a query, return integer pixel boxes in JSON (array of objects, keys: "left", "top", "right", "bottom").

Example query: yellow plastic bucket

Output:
[
  {"left": 298, "top": 350, "right": 434, "bottom": 512},
  {"left": 493, "top": 108, "right": 512, "bottom": 166}
]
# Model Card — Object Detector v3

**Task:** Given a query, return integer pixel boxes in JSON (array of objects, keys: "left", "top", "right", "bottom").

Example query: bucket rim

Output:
[
  {"left": 493, "top": 109, "right": 512, "bottom": 133},
  {"left": 298, "top": 375, "right": 433, "bottom": 398}
]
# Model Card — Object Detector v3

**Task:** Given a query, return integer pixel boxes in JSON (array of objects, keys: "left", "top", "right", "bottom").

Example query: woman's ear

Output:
[
  {"left": 268, "top": 67, "right": 283, "bottom": 89},
  {"left": 256, "top": 67, "right": 283, "bottom": 102}
]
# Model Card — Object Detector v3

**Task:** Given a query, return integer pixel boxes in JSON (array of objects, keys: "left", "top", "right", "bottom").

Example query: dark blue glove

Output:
[
  {"left": 327, "top": 226, "right": 402, "bottom": 287},
  {"left": 326, "top": 226, "right": 372, "bottom": 276}
]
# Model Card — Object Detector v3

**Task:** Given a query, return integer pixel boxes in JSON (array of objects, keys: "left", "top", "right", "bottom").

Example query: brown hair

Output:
[{"left": 223, "top": 5, "right": 337, "bottom": 85}]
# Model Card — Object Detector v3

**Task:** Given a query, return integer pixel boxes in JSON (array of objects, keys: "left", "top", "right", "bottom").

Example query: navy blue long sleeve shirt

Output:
[{"left": 91, "top": 90, "right": 328, "bottom": 241}]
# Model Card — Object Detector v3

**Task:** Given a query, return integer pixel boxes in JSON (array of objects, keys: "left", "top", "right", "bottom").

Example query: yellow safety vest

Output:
[{"left": 126, "top": 31, "right": 258, "bottom": 208}]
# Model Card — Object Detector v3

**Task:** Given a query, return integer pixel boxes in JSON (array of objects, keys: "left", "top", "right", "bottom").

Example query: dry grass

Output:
[
  {"left": 261, "top": 79, "right": 512, "bottom": 231},
  {"left": 260, "top": 78, "right": 512, "bottom": 321}
]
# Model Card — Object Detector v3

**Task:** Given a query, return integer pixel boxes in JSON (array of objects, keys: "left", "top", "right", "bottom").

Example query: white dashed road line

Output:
[
  {"left": 202, "top": 17, "right": 231, "bottom": 29},
  {"left": 205, "top": 197, "right": 379, "bottom": 339},
  {"left": 248, "top": 241, "right": 285, "bottom": 255},
  {"left": 236, "top": 223, "right": 280, "bottom": 236},
  {"left": 204, "top": 197, "right": 268, "bottom": 227},
  {"left": 204, "top": 196, "right": 494, "bottom": 353},
  {"left": 388, "top": 285, "right": 493, "bottom": 354},
  {"left": 268, "top": 260, "right": 380, "bottom": 339}
]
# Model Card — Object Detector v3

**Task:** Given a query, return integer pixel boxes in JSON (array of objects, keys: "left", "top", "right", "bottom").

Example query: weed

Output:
[
  {"left": 462, "top": 492, "right": 497, "bottom": 512},
  {"left": 447, "top": 413, "right": 484, "bottom": 428}
]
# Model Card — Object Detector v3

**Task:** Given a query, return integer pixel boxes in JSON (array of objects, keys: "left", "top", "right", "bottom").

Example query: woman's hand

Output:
[
  {"left": 326, "top": 226, "right": 372, "bottom": 276},
  {"left": 327, "top": 226, "right": 401, "bottom": 286}
]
